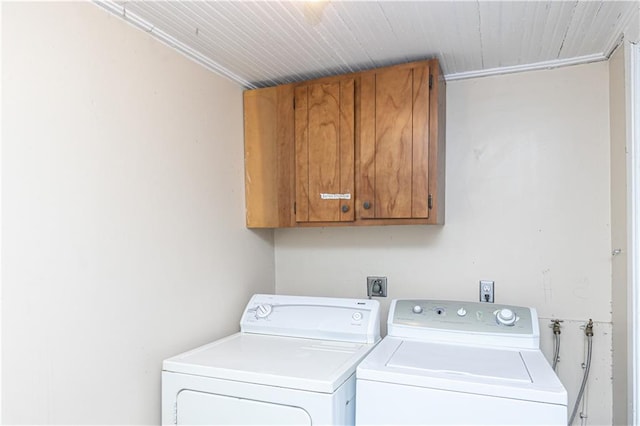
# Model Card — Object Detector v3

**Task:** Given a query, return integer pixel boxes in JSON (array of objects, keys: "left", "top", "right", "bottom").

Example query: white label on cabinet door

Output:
[{"left": 320, "top": 193, "right": 351, "bottom": 200}]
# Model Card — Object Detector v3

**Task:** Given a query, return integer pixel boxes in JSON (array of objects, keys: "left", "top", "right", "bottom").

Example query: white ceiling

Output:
[{"left": 97, "top": 1, "right": 638, "bottom": 89}]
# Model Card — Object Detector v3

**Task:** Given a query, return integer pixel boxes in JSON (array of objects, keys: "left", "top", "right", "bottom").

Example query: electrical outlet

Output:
[
  {"left": 367, "top": 276, "right": 387, "bottom": 297},
  {"left": 479, "top": 280, "right": 494, "bottom": 303}
]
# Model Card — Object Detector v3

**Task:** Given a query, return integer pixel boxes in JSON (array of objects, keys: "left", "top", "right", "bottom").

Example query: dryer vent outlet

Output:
[{"left": 367, "top": 277, "right": 387, "bottom": 297}]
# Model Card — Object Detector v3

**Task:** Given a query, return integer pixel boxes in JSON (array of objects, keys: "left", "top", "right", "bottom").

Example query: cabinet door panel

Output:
[
  {"left": 295, "top": 80, "right": 355, "bottom": 222},
  {"left": 359, "top": 74, "right": 376, "bottom": 219},
  {"left": 339, "top": 79, "right": 355, "bottom": 221},
  {"left": 411, "top": 65, "right": 430, "bottom": 218},
  {"left": 308, "top": 83, "right": 340, "bottom": 221},
  {"left": 294, "top": 86, "right": 310, "bottom": 222},
  {"left": 375, "top": 68, "right": 413, "bottom": 218}
]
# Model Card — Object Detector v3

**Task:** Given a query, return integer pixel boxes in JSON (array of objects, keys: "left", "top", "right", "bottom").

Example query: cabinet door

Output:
[
  {"left": 360, "top": 63, "right": 431, "bottom": 219},
  {"left": 295, "top": 79, "right": 355, "bottom": 222}
]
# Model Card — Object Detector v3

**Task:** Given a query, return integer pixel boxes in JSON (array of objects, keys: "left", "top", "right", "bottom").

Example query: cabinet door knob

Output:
[
  {"left": 341, "top": 205, "right": 350, "bottom": 213},
  {"left": 363, "top": 201, "right": 371, "bottom": 210}
]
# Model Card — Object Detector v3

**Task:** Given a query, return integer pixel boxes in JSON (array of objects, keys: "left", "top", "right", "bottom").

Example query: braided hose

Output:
[
  {"left": 568, "top": 320, "right": 593, "bottom": 425},
  {"left": 552, "top": 332, "right": 561, "bottom": 371}
]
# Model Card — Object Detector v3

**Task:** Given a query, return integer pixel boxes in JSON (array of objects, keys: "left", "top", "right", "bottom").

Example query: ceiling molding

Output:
[{"left": 444, "top": 53, "right": 607, "bottom": 82}]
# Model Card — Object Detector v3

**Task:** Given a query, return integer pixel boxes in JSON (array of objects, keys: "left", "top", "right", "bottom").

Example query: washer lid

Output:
[
  {"left": 357, "top": 338, "right": 567, "bottom": 405},
  {"left": 388, "top": 341, "right": 531, "bottom": 383},
  {"left": 164, "top": 333, "right": 376, "bottom": 393}
]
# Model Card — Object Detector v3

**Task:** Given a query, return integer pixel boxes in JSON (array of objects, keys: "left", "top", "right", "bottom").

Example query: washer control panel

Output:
[{"left": 391, "top": 299, "right": 536, "bottom": 342}]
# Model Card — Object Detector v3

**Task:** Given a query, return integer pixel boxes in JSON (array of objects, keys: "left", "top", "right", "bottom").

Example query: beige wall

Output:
[
  {"left": 275, "top": 62, "right": 613, "bottom": 424},
  {"left": 1, "top": 2, "right": 274, "bottom": 424}
]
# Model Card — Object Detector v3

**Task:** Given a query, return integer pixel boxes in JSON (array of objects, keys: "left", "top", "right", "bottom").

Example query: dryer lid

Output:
[{"left": 163, "top": 333, "right": 377, "bottom": 393}]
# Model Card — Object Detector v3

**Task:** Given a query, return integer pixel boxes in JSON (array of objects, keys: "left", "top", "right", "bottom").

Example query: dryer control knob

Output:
[
  {"left": 457, "top": 308, "right": 467, "bottom": 317},
  {"left": 255, "top": 304, "right": 273, "bottom": 319},
  {"left": 412, "top": 305, "right": 423, "bottom": 314},
  {"left": 496, "top": 308, "right": 517, "bottom": 326}
]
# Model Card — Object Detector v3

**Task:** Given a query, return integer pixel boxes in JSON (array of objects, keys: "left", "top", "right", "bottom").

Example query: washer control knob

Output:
[
  {"left": 255, "top": 304, "right": 273, "bottom": 319},
  {"left": 457, "top": 308, "right": 467, "bottom": 317},
  {"left": 496, "top": 308, "right": 517, "bottom": 326},
  {"left": 352, "top": 312, "right": 363, "bottom": 321},
  {"left": 412, "top": 305, "right": 423, "bottom": 314}
]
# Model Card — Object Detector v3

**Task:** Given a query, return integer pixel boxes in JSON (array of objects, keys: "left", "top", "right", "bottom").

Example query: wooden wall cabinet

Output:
[{"left": 243, "top": 59, "right": 445, "bottom": 228}]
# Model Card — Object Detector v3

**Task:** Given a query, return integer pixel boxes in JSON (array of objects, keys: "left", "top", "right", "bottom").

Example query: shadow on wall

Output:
[
  {"left": 274, "top": 225, "right": 445, "bottom": 250},
  {"left": 248, "top": 228, "right": 276, "bottom": 246}
]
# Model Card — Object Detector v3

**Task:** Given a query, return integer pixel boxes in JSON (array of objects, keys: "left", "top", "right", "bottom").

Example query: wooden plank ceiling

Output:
[{"left": 99, "top": 1, "right": 637, "bottom": 88}]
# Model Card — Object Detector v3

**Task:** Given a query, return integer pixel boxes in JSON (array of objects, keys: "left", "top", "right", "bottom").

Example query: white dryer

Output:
[
  {"left": 162, "top": 294, "right": 380, "bottom": 425},
  {"left": 355, "top": 299, "right": 567, "bottom": 425}
]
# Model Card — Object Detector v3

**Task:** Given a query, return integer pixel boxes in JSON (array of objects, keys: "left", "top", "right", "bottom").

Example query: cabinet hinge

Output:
[
  {"left": 428, "top": 194, "right": 433, "bottom": 210},
  {"left": 429, "top": 74, "right": 433, "bottom": 89},
  {"left": 173, "top": 402, "right": 178, "bottom": 425}
]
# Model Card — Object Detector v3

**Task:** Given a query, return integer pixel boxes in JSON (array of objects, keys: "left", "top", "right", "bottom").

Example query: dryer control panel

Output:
[
  {"left": 389, "top": 299, "right": 539, "bottom": 349},
  {"left": 240, "top": 294, "right": 381, "bottom": 344}
]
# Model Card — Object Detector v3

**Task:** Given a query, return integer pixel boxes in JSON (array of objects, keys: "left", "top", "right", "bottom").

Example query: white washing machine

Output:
[
  {"left": 355, "top": 299, "right": 567, "bottom": 425},
  {"left": 162, "top": 294, "right": 380, "bottom": 425}
]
